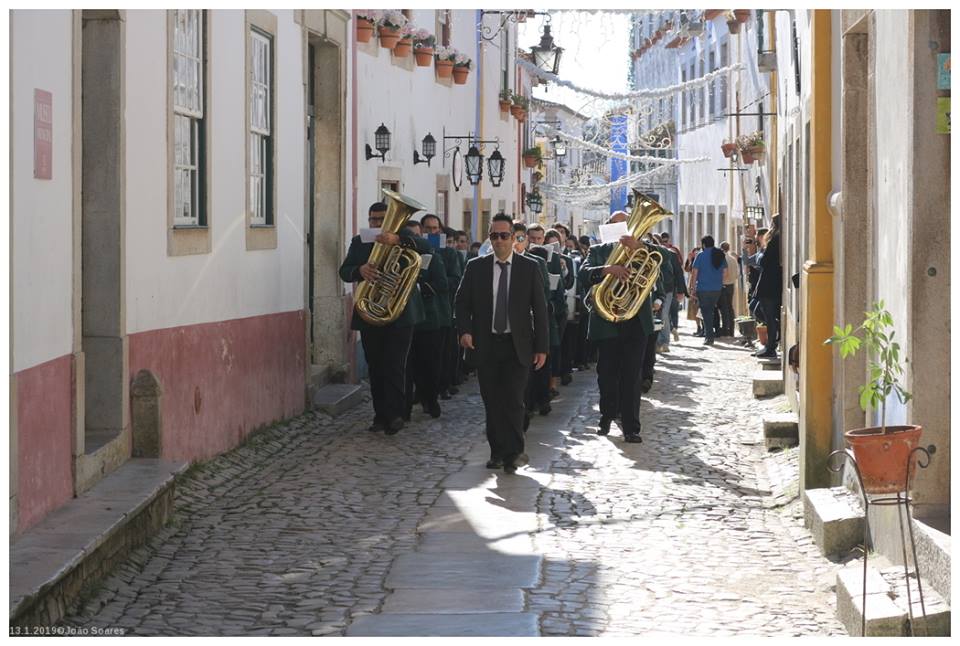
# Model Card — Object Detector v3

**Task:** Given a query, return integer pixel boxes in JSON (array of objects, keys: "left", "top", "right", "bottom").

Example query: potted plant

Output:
[
  {"left": 393, "top": 24, "right": 414, "bottom": 57},
  {"left": 452, "top": 52, "right": 471, "bottom": 84},
  {"left": 737, "top": 132, "right": 765, "bottom": 163},
  {"left": 434, "top": 45, "right": 456, "bottom": 78},
  {"left": 734, "top": 9, "right": 752, "bottom": 23},
  {"left": 412, "top": 28, "right": 436, "bottom": 66},
  {"left": 721, "top": 139, "right": 737, "bottom": 158},
  {"left": 756, "top": 323, "right": 768, "bottom": 346},
  {"left": 735, "top": 316, "right": 756, "bottom": 340},
  {"left": 725, "top": 11, "right": 741, "bottom": 34},
  {"left": 499, "top": 89, "right": 512, "bottom": 113},
  {"left": 825, "top": 301, "right": 921, "bottom": 493},
  {"left": 510, "top": 93, "right": 528, "bottom": 120},
  {"left": 522, "top": 146, "right": 542, "bottom": 168},
  {"left": 377, "top": 10, "right": 407, "bottom": 49},
  {"left": 355, "top": 10, "right": 380, "bottom": 43}
]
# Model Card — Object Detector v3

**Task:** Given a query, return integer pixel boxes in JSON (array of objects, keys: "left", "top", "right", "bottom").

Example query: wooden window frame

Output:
[{"left": 244, "top": 10, "right": 278, "bottom": 251}]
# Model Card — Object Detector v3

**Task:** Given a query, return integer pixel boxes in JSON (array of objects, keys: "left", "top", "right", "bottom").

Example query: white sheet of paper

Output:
[
  {"left": 360, "top": 227, "right": 381, "bottom": 243},
  {"left": 420, "top": 254, "right": 433, "bottom": 270},
  {"left": 599, "top": 222, "right": 629, "bottom": 244},
  {"left": 548, "top": 274, "right": 560, "bottom": 290}
]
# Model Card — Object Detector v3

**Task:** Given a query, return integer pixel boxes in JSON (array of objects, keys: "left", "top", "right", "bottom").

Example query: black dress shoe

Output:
[
  {"left": 539, "top": 403, "right": 551, "bottom": 416},
  {"left": 427, "top": 401, "right": 441, "bottom": 418},
  {"left": 549, "top": 388, "right": 560, "bottom": 398},
  {"left": 503, "top": 463, "right": 517, "bottom": 474},
  {"left": 448, "top": 386, "right": 459, "bottom": 395},
  {"left": 439, "top": 390, "right": 452, "bottom": 400},
  {"left": 486, "top": 458, "right": 504, "bottom": 469},
  {"left": 560, "top": 374, "right": 572, "bottom": 386},
  {"left": 598, "top": 417, "right": 612, "bottom": 436},
  {"left": 368, "top": 420, "right": 386, "bottom": 432},
  {"left": 624, "top": 433, "right": 643, "bottom": 443},
  {"left": 640, "top": 378, "right": 653, "bottom": 394},
  {"left": 385, "top": 418, "right": 404, "bottom": 435}
]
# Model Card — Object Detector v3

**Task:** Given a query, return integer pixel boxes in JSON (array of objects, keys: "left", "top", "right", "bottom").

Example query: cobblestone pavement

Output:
[{"left": 60, "top": 319, "right": 847, "bottom": 636}]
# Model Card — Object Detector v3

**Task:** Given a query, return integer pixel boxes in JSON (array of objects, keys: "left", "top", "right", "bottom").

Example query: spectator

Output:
[
  {"left": 688, "top": 236, "right": 727, "bottom": 346},
  {"left": 719, "top": 241, "right": 738, "bottom": 337}
]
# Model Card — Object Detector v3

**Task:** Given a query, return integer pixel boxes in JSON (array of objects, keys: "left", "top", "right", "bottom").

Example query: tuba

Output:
[
  {"left": 591, "top": 190, "right": 671, "bottom": 323},
  {"left": 354, "top": 189, "right": 427, "bottom": 326}
]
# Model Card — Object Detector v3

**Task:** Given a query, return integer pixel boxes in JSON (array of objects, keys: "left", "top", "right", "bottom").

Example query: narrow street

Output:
[{"left": 60, "top": 319, "right": 846, "bottom": 637}]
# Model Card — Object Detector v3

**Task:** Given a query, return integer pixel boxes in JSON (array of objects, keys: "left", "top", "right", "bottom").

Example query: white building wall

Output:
[
  {"left": 10, "top": 10, "right": 76, "bottom": 373},
  {"left": 124, "top": 10, "right": 305, "bottom": 335},
  {"left": 355, "top": 10, "right": 479, "bottom": 236}
]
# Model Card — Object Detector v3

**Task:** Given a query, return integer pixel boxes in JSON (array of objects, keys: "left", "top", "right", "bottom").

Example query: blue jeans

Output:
[
  {"left": 697, "top": 290, "right": 721, "bottom": 341},
  {"left": 669, "top": 294, "right": 680, "bottom": 330},
  {"left": 657, "top": 292, "right": 675, "bottom": 347}
]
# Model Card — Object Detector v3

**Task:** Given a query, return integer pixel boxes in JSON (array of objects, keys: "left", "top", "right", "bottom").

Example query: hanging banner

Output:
[
  {"left": 34, "top": 89, "right": 53, "bottom": 180},
  {"left": 936, "top": 97, "right": 950, "bottom": 134},
  {"left": 609, "top": 114, "right": 628, "bottom": 213},
  {"left": 937, "top": 53, "right": 950, "bottom": 90}
]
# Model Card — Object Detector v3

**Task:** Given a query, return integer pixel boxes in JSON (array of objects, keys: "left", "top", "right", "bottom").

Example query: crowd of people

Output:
[{"left": 340, "top": 201, "right": 783, "bottom": 473}]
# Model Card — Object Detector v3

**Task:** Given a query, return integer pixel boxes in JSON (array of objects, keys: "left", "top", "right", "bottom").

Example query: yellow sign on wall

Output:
[{"left": 936, "top": 97, "right": 951, "bottom": 134}]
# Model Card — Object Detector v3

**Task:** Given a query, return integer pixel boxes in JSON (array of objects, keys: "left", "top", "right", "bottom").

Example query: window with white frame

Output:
[
  {"left": 708, "top": 47, "right": 716, "bottom": 120},
  {"left": 720, "top": 40, "right": 729, "bottom": 115},
  {"left": 500, "top": 27, "right": 510, "bottom": 92},
  {"left": 696, "top": 57, "right": 705, "bottom": 126},
  {"left": 249, "top": 28, "right": 272, "bottom": 226},
  {"left": 173, "top": 9, "right": 205, "bottom": 226},
  {"left": 680, "top": 67, "right": 687, "bottom": 129}
]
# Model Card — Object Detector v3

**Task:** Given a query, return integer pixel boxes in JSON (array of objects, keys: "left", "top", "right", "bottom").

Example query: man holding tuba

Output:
[
  {"left": 339, "top": 199, "right": 428, "bottom": 435},
  {"left": 579, "top": 210, "right": 665, "bottom": 443}
]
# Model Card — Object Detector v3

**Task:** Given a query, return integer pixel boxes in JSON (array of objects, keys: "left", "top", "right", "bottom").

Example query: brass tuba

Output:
[
  {"left": 591, "top": 190, "right": 671, "bottom": 323},
  {"left": 354, "top": 189, "right": 427, "bottom": 326}
]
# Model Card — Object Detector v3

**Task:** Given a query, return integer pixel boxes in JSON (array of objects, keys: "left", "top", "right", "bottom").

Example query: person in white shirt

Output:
[{"left": 719, "top": 241, "right": 739, "bottom": 337}]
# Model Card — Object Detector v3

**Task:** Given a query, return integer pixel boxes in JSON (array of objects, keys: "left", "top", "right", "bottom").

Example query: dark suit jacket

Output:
[
  {"left": 755, "top": 233, "right": 783, "bottom": 299},
  {"left": 455, "top": 253, "right": 549, "bottom": 367},
  {"left": 579, "top": 242, "right": 663, "bottom": 341}
]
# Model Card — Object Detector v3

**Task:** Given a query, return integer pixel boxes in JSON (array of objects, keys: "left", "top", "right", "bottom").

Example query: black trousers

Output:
[
  {"left": 641, "top": 329, "right": 659, "bottom": 383},
  {"left": 405, "top": 328, "right": 441, "bottom": 414},
  {"left": 561, "top": 319, "right": 578, "bottom": 375},
  {"left": 478, "top": 335, "right": 530, "bottom": 462},
  {"left": 719, "top": 284, "right": 736, "bottom": 336},
  {"left": 360, "top": 324, "right": 414, "bottom": 424},
  {"left": 596, "top": 334, "right": 647, "bottom": 435},
  {"left": 760, "top": 296, "right": 782, "bottom": 354},
  {"left": 525, "top": 363, "right": 550, "bottom": 410},
  {"left": 437, "top": 326, "right": 456, "bottom": 393}
]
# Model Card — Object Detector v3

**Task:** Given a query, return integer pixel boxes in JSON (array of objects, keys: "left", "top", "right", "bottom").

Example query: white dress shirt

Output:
[{"left": 491, "top": 251, "right": 514, "bottom": 333}]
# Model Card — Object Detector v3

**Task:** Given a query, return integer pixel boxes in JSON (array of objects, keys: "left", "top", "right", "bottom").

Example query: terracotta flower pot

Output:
[
  {"left": 523, "top": 155, "right": 539, "bottom": 169},
  {"left": 355, "top": 18, "right": 374, "bottom": 43},
  {"left": 509, "top": 104, "right": 523, "bottom": 119},
  {"left": 499, "top": 99, "right": 511, "bottom": 112},
  {"left": 756, "top": 324, "right": 768, "bottom": 346},
  {"left": 747, "top": 146, "right": 766, "bottom": 161},
  {"left": 741, "top": 149, "right": 755, "bottom": 164},
  {"left": 452, "top": 66, "right": 469, "bottom": 85},
  {"left": 734, "top": 9, "right": 752, "bottom": 23},
  {"left": 704, "top": 10, "right": 725, "bottom": 21},
  {"left": 378, "top": 26, "right": 400, "bottom": 49},
  {"left": 727, "top": 19, "right": 741, "bottom": 34},
  {"left": 845, "top": 425, "right": 924, "bottom": 493},
  {"left": 414, "top": 48, "right": 434, "bottom": 66},
  {"left": 393, "top": 39, "right": 412, "bottom": 57},
  {"left": 435, "top": 59, "right": 453, "bottom": 78},
  {"left": 721, "top": 142, "right": 737, "bottom": 158}
]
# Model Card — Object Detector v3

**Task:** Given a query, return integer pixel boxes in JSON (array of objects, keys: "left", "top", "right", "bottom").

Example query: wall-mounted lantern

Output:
[
  {"left": 487, "top": 149, "right": 505, "bottom": 187},
  {"left": 413, "top": 132, "right": 436, "bottom": 166},
  {"left": 365, "top": 123, "right": 391, "bottom": 161}
]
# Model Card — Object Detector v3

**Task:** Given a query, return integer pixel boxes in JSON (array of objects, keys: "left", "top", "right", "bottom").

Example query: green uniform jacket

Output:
[
  {"left": 578, "top": 241, "right": 664, "bottom": 341},
  {"left": 339, "top": 232, "right": 427, "bottom": 331},
  {"left": 435, "top": 246, "right": 462, "bottom": 327},
  {"left": 416, "top": 249, "right": 449, "bottom": 331},
  {"left": 525, "top": 251, "right": 560, "bottom": 347}
]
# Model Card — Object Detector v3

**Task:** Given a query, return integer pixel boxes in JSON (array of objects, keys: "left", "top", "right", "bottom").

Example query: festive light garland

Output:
[
  {"left": 539, "top": 161, "right": 696, "bottom": 202},
  {"left": 533, "top": 124, "right": 708, "bottom": 165},
  {"left": 518, "top": 58, "right": 744, "bottom": 101}
]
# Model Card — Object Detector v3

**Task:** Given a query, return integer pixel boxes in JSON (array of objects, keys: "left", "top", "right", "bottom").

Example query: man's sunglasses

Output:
[{"left": 489, "top": 232, "right": 513, "bottom": 241}]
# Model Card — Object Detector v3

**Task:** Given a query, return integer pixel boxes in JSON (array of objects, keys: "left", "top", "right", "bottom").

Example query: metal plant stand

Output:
[{"left": 827, "top": 445, "right": 935, "bottom": 637}]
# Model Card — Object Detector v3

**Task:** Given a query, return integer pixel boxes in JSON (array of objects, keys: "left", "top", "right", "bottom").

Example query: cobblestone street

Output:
[{"left": 60, "top": 319, "right": 847, "bottom": 637}]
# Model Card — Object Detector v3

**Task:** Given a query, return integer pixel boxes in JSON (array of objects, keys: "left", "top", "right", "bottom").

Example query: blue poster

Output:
[
  {"left": 609, "top": 114, "right": 629, "bottom": 213},
  {"left": 938, "top": 53, "right": 950, "bottom": 90}
]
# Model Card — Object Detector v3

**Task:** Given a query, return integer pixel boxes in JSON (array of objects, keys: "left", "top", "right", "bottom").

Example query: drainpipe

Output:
[{"left": 473, "top": 9, "right": 482, "bottom": 242}]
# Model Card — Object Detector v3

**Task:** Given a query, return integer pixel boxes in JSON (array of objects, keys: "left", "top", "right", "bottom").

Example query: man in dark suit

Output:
[
  {"left": 579, "top": 212, "right": 664, "bottom": 443},
  {"left": 455, "top": 213, "right": 549, "bottom": 473},
  {"left": 339, "top": 201, "right": 427, "bottom": 435},
  {"left": 420, "top": 215, "right": 463, "bottom": 400}
]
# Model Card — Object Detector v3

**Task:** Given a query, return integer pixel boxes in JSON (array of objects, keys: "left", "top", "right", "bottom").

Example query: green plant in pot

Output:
[
  {"left": 522, "top": 146, "right": 542, "bottom": 168},
  {"left": 825, "top": 300, "right": 922, "bottom": 493}
]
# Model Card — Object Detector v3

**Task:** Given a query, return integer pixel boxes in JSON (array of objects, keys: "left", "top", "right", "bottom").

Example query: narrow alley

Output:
[{"left": 58, "top": 318, "right": 846, "bottom": 637}]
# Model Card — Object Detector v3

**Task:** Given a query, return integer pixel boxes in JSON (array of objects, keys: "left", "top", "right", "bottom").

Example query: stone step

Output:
[
  {"left": 836, "top": 563, "right": 951, "bottom": 636},
  {"left": 763, "top": 412, "right": 799, "bottom": 449},
  {"left": 752, "top": 371, "right": 784, "bottom": 398},
  {"left": 310, "top": 383, "right": 364, "bottom": 416},
  {"left": 757, "top": 357, "right": 782, "bottom": 371},
  {"left": 10, "top": 458, "right": 187, "bottom": 628},
  {"left": 911, "top": 515, "right": 951, "bottom": 605},
  {"left": 803, "top": 486, "right": 865, "bottom": 557}
]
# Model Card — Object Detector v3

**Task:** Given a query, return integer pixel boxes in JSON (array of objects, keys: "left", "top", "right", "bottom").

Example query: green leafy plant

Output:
[
  {"left": 511, "top": 93, "right": 529, "bottom": 109},
  {"left": 499, "top": 88, "right": 513, "bottom": 102},
  {"left": 824, "top": 300, "right": 912, "bottom": 434},
  {"left": 522, "top": 146, "right": 542, "bottom": 161}
]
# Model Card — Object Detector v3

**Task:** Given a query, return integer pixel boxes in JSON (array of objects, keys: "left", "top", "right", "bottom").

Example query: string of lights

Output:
[{"left": 533, "top": 124, "right": 710, "bottom": 165}]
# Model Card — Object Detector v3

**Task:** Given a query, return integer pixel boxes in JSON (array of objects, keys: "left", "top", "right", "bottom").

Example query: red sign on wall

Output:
[{"left": 34, "top": 89, "right": 53, "bottom": 180}]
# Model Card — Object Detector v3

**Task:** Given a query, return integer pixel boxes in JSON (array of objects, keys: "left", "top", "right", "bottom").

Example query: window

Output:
[
  {"left": 437, "top": 10, "right": 451, "bottom": 47},
  {"left": 173, "top": 9, "right": 205, "bottom": 227},
  {"left": 708, "top": 48, "right": 716, "bottom": 120},
  {"left": 436, "top": 190, "right": 449, "bottom": 224},
  {"left": 500, "top": 27, "right": 510, "bottom": 92},
  {"left": 696, "top": 58, "right": 705, "bottom": 126},
  {"left": 719, "top": 41, "right": 729, "bottom": 115},
  {"left": 680, "top": 67, "right": 687, "bottom": 129},
  {"left": 249, "top": 29, "right": 272, "bottom": 226},
  {"left": 380, "top": 180, "right": 399, "bottom": 200}
]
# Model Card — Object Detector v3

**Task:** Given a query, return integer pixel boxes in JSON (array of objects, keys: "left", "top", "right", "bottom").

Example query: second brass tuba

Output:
[
  {"left": 354, "top": 189, "right": 427, "bottom": 326},
  {"left": 591, "top": 190, "right": 671, "bottom": 323}
]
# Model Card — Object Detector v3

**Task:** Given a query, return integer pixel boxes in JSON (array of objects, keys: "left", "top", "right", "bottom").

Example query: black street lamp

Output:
[
  {"left": 552, "top": 136, "right": 566, "bottom": 158},
  {"left": 413, "top": 132, "right": 436, "bottom": 166},
  {"left": 487, "top": 149, "right": 505, "bottom": 187},
  {"left": 465, "top": 145, "right": 484, "bottom": 185},
  {"left": 531, "top": 23, "right": 563, "bottom": 76},
  {"left": 527, "top": 190, "right": 543, "bottom": 214},
  {"left": 365, "top": 123, "right": 391, "bottom": 161}
]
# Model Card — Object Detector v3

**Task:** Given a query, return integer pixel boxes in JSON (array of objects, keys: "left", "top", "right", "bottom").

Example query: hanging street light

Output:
[
  {"left": 552, "top": 136, "right": 566, "bottom": 158},
  {"left": 365, "top": 123, "right": 391, "bottom": 161},
  {"left": 526, "top": 190, "right": 543, "bottom": 214},
  {"left": 413, "top": 132, "right": 436, "bottom": 166},
  {"left": 531, "top": 21, "right": 563, "bottom": 76},
  {"left": 465, "top": 145, "right": 484, "bottom": 185},
  {"left": 487, "top": 148, "right": 505, "bottom": 187}
]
